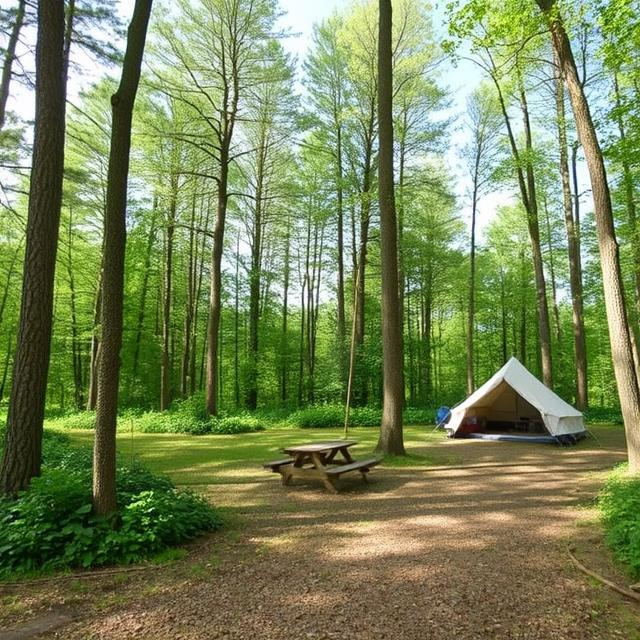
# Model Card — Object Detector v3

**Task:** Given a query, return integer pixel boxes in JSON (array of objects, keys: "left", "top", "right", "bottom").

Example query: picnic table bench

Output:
[{"left": 263, "top": 440, "right": 380, "bottom": 493}]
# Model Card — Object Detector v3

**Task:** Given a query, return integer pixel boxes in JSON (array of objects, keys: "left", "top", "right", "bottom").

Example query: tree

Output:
[
  {"left": 534, "top": 0, "right": 640, "bottom": 471},
  {"left": 553, "top": 48, "right": 588, "bottom": 408},
  {"left": 93, "top": 0, "right": 153, "bottom": 516},
  {"left": 0, "top": 0, "right": 26, "bottom": 131},
  {"left": 376, "top": 0, "right": 404, "bottom": 455},
  {"left": 152, "top": 0, "right": 278, "bottom": 416},
  {"left": 0, "top": 0, "right": 66, "bottom": 495},
  {"left": 447, "top": 0, "right": 554, "bottom": 388},
  {"left": 463, "top": 85, "right": 502, "bottom": 393},
  {"left": 304, "top": 15, "right": 349, "bottom": 391}
]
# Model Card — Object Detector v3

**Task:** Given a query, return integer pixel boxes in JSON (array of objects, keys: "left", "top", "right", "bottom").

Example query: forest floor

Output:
[{"left": 2, "top": 425, "right": 640, "bottom": 639}]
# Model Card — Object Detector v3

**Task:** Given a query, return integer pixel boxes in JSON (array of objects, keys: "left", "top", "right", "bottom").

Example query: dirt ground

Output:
[{"left": 2, "top": 430, "right": 640, "bottom": 640}]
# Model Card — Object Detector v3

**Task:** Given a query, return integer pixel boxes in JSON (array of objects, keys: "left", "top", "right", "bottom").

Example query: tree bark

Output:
[
  {"left": 160, "top": 181, "right": 176, "bottom": 411},
  {"left": 86, "top": 268, "right": 102, "bottom": 411},
  {"left": 554, "top": 51, "right": 588, "bottom": 409},
  {"left": 131, "top": 198, "right": 157, "bottom": 380},
  {"left": 0, "top": 0, "right": 66, "bottom": 496},
  {"left": 0, "top": 240, "right": 22, "bottom": 331},
  {"left": 280, "top": 219, "right": 291, "bottom": 404},
  {"left": 518, "top": 74, "right": 553, "bottom": 387},
  {"left": 467, "top": 157, "right": 480, "bottom": 394},
  {"left": 234, "top": 232, "right": 241, "bottom": 407},
  {"left": 0, "top": 333, "right": 13, "bottom": 402},
  {"left": 376, "top": 0, "right": 404, "bottom": 456},
  {"left": 613, "top": 73, "right": 640, "bottom": 381},
  {"left": 66, "top": 210, "right": 83, "bottom": 410},
  {"left": 93, "top": 0, "right": 152, "bottom": 516},
  {"left": 336, "top": 124, "right": 346, "bottom": 393},
  {"left": 181, "top": 193, "right": 196, "bottom": 398},
  {"left": 0, "top": 0, "right": 26, "bottom": 130},
  {"left": 536, "top": 0, "right": 640, "bottom": 471},
  {"left": 206, "top": 141, "right": 232, "bottom": 415},
  {"left": 542, "top": 195, "right": 562, "bottom": 344},
  {"left": 246, "top": 130, "right": 267, "bottom": 410}
]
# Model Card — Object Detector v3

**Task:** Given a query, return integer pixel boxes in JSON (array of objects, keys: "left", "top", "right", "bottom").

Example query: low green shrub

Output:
[
  {"left": 403, "top": 407, "right": 436, "bottom": 425},
  {"left": 44, "top": 411, "right": 96, "bottom": 430},
  {"left": 286, "top": 404, "right": 436, "bottom": 428},
  {"left": 44, "top": 402, "right": 438, "bottom": 434},
  {"left": 287, "top": 405, "right": 344, "bottom": 428},
  {"left": 599, "top": 465, "right": 640, "bottom": 579},
  {"left": 350, "top": 406, "right": 381, "bottom": 426},
  {"left": 583, "top": 406, "right": 623, "bottom": 424},
  {"left": 210, "top": 414, "right": 266, "bottom": 434},
  {"left": 0, "top": 428, "right": 222, "bottom": 578}
]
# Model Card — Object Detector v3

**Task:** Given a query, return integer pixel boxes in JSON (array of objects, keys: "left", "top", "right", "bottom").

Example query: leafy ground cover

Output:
[
  {"left": 40, "top": 401, "right": 438, "bottom": 435},
  {"left": 599, "top": 464, "right": 640, "bottom": 579},
  {"left": 60, "top": 425, "right": 457, "bottom": 485},
  {"left": 0, "top": 429, "right": 222, "bottom": 579}
]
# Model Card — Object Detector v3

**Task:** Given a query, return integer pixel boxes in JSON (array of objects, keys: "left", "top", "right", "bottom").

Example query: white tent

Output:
[{"left": 447, "top": 357, "right": 586, "bottom": 441}]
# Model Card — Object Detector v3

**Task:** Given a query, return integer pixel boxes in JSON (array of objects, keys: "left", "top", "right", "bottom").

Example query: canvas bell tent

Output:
[{"left": 446, "top": 357, "right": 586, "bottom": 444}]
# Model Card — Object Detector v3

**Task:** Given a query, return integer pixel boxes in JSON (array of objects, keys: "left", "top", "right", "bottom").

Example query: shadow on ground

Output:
[{"left": 4, "top": 426, "right": 640, "bottom": 640}]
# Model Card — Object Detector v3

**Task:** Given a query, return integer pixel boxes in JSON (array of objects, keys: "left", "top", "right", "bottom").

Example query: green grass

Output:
[
  {"left": 53, "top": 422, "right": 627, "bottom": 485},
  {"left": 56, "top": 426, "right": 450, "bottom": 485}
]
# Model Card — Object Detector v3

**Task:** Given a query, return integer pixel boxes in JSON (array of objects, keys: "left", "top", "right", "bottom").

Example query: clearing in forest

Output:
[{"left": 2, "top": 425, "right": 639, "bottom": 640}]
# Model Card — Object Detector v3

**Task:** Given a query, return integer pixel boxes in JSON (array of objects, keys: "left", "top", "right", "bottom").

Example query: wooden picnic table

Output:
[{"left": 263, "top": 440, "right": 380, "bottom": 493}]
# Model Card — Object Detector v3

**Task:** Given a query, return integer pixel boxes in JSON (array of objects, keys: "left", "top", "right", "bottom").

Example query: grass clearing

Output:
[{"left": 57, "top": 425, "right": 452, "bottom": 485}]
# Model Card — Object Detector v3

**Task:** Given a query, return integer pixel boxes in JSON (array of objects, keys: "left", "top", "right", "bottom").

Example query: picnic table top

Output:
[{"left": 282, "top": 440, "right": 357, "bottom": 454}]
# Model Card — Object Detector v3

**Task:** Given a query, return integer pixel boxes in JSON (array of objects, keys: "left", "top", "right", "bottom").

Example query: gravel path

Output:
[{"left": 39, "top": 436, "right": 640, "bottom": 638}]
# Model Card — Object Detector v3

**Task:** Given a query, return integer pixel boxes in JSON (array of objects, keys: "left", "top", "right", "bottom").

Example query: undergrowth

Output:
[
  {"left": 0, "top": 428, "right": 222, "bottom": 579},
  {"left": 598, "top": 464, "right": 640, "bottom": 579}
]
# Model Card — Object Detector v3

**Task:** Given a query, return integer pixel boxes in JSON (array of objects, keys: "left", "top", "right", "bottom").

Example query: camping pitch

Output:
[{"left": 446, "top": 357, "right": 586, "bottom": 444}]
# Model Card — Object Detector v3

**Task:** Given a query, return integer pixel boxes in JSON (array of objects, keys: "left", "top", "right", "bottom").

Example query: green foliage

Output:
[
  {"left": 210, "top": 415, "right": 266, "bottom": 434},
  {"left": 0, "top": 429, "right": 222, "bottom": 578},
  {"left": 286, "top": 404, "right": 436, "bottom": 429},
  {"left": 45, "top": 411, "right": 96, "bottom": 431},
  {"left": 583, "top": 407, "right": 623, "bottom": 425},
  {"left": 599, "top": 466, "right": 640, "bottom": 579}
]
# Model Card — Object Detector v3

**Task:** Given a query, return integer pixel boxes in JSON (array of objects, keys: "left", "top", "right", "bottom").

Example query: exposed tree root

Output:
[{"left": 567, "top": 544, "right": 640, "bottom": 603}]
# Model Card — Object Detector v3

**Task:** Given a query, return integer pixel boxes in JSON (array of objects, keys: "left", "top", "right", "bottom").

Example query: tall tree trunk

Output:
[
  {"left": 500, "top": 266, "right": 508, "bottom": 363},
  {"left": 131, "top": 198, "right": 157, "bottom": 380},
  {"left": 0, "top": 0, "right": 26, "bottom": 130},
  {"left": 354, "top": 161, "right": 372, "bottom": 405},
  {"left": 280, "top": 219, "right": 291, "bottom": 404},
  {"left": 555, "top": 52, "right": 588, "bottom": 408},
  {"left": 86, "top": 268, "right": 102, "bottom": 411},
  {"left": 376, "top": 0, "right": 404, "bottom": 456},
  {"left": 191, "top": 199, "right": 209, "bottom": 395},
  {"left": 160, "top": 182, "right": 176, "bottom": 411},
  {"left": 397, "top": 120, "right": 407, "bottom": 403},
  {"left": 613, "top": 73, "right": 640, "bottom": 379},
  {"left": 0, "top": 0, "right": 66, "bottom": 495},
  {"left": 234, "top": 232, "right": 240, "bottom": 407},
  {"left": 66, "top": 210, "right": 83, "bottom": 409},
  {"left": 537, "top": 0, "right": 640, "bottom": 471},
  {"left": 519, "top": 249, "right": 527, "bottom": 364},
  {"left": 0, "top": 333, "right": 13, "bottom": 402},
  {"left": 93, "top": 0, "right": 153, "bottom": 516},
  {"left": 490, "top": 59, "right": 552, "bottom": 386},
  {"left": 542, "top": 195, "right": 562, "bottom": 343},
  {"left": 518, "top": 75, "right": 553, "bottom": 387},
  {"left": 467, "top": 157, "right": 480, "bottom": 394},
  {"left": 336, "top": 124, "right": 346, "bottom": 393},
  {"left": 0, "top": 240, "right": 22, "bottom": 331},
  {"left": 206, "top": 145, "right": 230, "bottom": 416},
  {"left": 181, "top": 193, "right": 196, "bottom": 398},
  {"left": 246, "top": 136, "right": 266, "bottom": 410}
]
